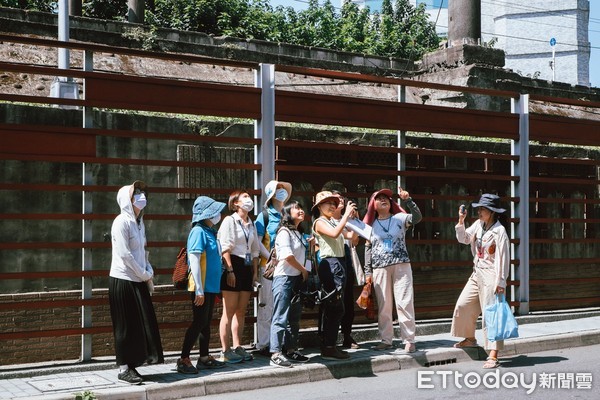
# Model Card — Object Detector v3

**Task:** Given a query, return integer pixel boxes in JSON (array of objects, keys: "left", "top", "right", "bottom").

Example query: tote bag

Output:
[
  {"left": 350, "top": 245, "right": 365, "bottom": 286},
  {"left": 484, "top": 294, "right": 519, "bottom": 342}
]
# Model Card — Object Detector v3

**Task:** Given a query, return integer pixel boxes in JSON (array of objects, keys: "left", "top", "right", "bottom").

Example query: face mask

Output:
[
  {"left": 133, "top": 193, "right": 147, "bottom": 210},
  {"left": 209, "top": 214, "right": 221, "bottom": 225},
  {"left": 240, "top": 197, "right": 254, "bottom": 212},
  {"left": 274, "top": 189, "right": 288, "bottom": 202}
]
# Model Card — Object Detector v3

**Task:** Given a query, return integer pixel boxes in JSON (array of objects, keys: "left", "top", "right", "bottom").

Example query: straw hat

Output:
[{"left": 311, "top": 190, "right": 340, "bottom": 211}]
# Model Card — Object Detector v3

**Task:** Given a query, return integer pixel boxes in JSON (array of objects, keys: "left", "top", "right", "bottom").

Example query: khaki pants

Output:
[
  {"left": 256, "top": 268, "right": 273, "bottom": 350},
  {"left": 372, "top": 263, "right": 416, "bottom": 345},
  {"left": 451, "top": 267, "right": 504, "bottom": 350}
]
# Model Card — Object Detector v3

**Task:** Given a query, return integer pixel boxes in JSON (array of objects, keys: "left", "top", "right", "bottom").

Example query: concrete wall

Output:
[{"left": 482, "top": 0, "right": 590, "bottom": 85}]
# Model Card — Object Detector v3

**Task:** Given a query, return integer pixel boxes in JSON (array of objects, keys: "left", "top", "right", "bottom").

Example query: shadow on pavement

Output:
[{"left": 501, "top": 355, "right": 569, "bottom": 368}]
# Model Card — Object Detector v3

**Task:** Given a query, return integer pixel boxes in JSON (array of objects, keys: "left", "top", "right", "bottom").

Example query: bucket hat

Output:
[
  {"left": 311, "top": 191, "right": 340, "bottom": 211},
  {"left": 363, "top": 188, "right": 406, "bottom": 225},
  {"left": 192, "top": 196, "right": 226, "bottom": 223},
  {"left": 264, "top": 180, "right": 292, "bottom": 206},
  {"left": 471, "top": 193, "right": 506, "bottom": 213}
]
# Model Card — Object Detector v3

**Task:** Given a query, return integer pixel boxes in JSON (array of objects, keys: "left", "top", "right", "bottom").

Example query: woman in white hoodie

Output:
[{"left": 108, "top": 181, "right": 164, "bottom": 385}]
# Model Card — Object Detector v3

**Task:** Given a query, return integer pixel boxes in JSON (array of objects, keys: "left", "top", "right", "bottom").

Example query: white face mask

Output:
[
  {"left": 274, "top": 189, "right": 288, "bottom": 202},
  {"left": 209, "top": 214, "right": 221, "bottom": 225},
  {"left": 133, "top": 193, "right": 147, "bottom": 211},
  {"left": 240, "top": 197, "right": 254, "bottom": 212}
]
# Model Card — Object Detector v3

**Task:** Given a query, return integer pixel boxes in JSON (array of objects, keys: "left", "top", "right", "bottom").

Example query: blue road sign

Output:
[{"left": 550, "top": 38, "right": 556, "bottom": 46}]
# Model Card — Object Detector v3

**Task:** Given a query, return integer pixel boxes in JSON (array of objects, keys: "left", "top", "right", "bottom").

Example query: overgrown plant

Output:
[
  {"left": 74, "top": 391, "right": 97, "bottom": 400},
  {"left": 4, "top": 0, "right": 440, "bottom": 60}
]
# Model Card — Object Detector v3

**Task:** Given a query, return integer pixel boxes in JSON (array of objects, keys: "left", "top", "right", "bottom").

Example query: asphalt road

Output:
[{"left": 186, "top": 344, "right": 599, "bottom": 400}]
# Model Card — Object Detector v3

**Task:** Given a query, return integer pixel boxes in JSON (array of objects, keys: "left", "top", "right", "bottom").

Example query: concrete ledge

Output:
[
  {"left": 19, "top": 329, "right": 600, "bottom": 400},
  {"left": 204, "top": 367, "right": 309, "bottom": 395}
]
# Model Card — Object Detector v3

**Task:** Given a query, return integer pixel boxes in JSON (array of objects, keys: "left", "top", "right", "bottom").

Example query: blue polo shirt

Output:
[
  {"left": 255, "top": 205, "right": 282, "bottom": 250},
  {"left": 187, "top": 223, "right": 222, "bottom": 294}
]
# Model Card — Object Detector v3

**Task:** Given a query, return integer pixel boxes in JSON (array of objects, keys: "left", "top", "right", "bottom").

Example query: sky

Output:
[{"left": 268, "top": 0, "right": 599, "bottom": 88}]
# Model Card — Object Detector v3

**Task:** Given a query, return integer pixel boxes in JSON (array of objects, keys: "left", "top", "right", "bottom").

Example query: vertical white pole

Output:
[
  {"left": 511, "top": 94, "right": 530, "bottom": 315},
  {"left": 552, "top": 47, "right": 556, "bottom": 82},
  {"left": 52, "top": 0, "right": 79, "bottom": 104},
  {"left": 253, "top": 63, "right": 275, "bottom": 344},
  {"left": 58, "top": 0, "right": 69, "bottom": 73},
  {"left": 254, "top": 64, "right": 276, "bottom": 210},
  {"left": 397, "top": 85, "right": 406, "bottom": 193}
]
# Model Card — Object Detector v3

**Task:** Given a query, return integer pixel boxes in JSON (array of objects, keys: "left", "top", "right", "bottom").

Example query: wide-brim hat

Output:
[
  {"left": 363, "top": 188, "right": 406, "bottom": 225},
  {"left": 129, "top": 180, "right": 147, "bottom": 197},
  {"left": 472, "top": 193, "right": 506, "bottom": 213},
  {"left": 311, "top": 191, "right": 341, "bottom": 211},
  {"left": 192, "top": 196, "right": 226, "bottom": 223},
  {"left": 264, "top": 180, "right": 293, "bottom": 206}
]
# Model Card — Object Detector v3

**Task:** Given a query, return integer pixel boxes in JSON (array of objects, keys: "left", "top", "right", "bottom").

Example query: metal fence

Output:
[{"left": 0, "top": 32, "right": 599, "bottom": 364}]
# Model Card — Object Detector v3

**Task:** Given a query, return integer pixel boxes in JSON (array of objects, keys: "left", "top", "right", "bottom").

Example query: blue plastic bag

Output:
[{"left": 484, "top": 294, "right": 519, "bottom": 342}]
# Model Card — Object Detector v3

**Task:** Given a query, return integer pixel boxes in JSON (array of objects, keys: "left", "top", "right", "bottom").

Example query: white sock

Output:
[{"left": 119, "top": 364, "right": 128, "bottom": 373}]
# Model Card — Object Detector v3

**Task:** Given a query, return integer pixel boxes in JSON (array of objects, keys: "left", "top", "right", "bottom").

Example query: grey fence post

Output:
[
  {"left": 253, "top": 63, "right": 275, "bottom": 344},
  {"left": 511, "top": 94, "right": 530, "bottom": 315},
  {"left": 397, "top": 86, "right": 407, "bottom": 192},
  {"left": 254, "top": 63, "right": 275, "bottom": 210},
  {"left": 81, "top": 50, "right": 94, "bottom": 361}
]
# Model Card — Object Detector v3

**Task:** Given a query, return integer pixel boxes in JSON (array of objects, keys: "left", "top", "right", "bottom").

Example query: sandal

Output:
[
  {"left": 453, "top": 338, "right": 478, "bottom": 348},
  {"left": 483, "top": 357, "right": 500, "bottom": 369}
]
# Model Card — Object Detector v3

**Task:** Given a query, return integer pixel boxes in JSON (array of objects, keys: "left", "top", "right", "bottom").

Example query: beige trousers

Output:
[
  {"left": 451, "top": 267, "right": 504, "bottom": 350},
  {"left": 256, "top": 267, "right": 273, "bottom": 350},
  {"left": 372, "top": 263, "right": 416, "bottom": 345}
]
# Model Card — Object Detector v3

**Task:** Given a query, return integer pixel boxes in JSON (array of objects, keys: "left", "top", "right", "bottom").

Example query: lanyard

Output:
[
  {"left": 376, "top": 217, "right": 392, "bottom": 234},
  {"left": 237, "top": 219, "right": 251, "bottom": 250}
]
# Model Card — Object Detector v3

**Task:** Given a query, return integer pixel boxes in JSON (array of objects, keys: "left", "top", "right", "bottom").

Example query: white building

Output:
[{"left": 346, "top": 0, "right": 590, "bottom": 86}]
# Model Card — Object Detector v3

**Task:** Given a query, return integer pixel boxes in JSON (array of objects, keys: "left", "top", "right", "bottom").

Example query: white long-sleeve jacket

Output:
[
  {"left": 109, "top": 184, "right": 153, "bottom": 282},
  {"left": 455, "top": 220, "right": 510, "bottom": 289}
]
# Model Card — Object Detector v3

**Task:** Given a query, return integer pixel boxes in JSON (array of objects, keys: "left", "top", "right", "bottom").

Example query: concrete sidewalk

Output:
[{"left": 1, "top": 310, "right": 599, "bottom": 400}]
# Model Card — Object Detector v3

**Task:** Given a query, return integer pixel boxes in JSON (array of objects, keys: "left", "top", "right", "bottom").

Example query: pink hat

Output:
[{"left": 362, "top": 188, "right": 406, "bottom": 225}]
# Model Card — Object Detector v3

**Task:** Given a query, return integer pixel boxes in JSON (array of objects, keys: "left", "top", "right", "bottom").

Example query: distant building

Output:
[{"left": 346, "top": 0, "right": 590, "bottom": 86}]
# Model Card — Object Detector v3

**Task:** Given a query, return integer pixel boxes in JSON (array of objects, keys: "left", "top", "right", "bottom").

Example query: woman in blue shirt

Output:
[{"left": 176, "top": 196, "right": 227, "bottom": 374}]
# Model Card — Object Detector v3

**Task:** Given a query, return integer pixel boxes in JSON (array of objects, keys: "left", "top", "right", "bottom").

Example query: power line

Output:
[
  {"left": 480, "top": 12, "right": 600, "bottom": 35},
  {"left": 435, "top": 23, "right": 600, "bottom": 51},
  {"left": 480, "top": 0, "right": 590, "bottom": 23}
]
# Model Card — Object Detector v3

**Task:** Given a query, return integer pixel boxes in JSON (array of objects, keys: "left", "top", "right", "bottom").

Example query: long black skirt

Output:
[{"left": 109, "top": 277, "right": 164, "bottom": 367}]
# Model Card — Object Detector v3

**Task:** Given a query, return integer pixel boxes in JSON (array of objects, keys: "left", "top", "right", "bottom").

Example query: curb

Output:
[
  {"left": 25, "top": 329, "right": 600, "bottom": 400},
  {"left": 5, "top": 309, "right": 599, "bottom": 380}
]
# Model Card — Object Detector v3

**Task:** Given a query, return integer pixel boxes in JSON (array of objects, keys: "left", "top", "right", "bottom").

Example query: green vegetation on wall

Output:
[{"left": 1, "top": 0, "right": 440, "bottom": 60}]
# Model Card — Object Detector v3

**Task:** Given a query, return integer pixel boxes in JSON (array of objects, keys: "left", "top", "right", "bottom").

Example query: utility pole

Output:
[
  {"left": 448, "top": 0, "right": 481, "bottom": 47},
  {"left": 128, "top": 0, "right": 145, "bottom": 23},
  {"left": 549, "top": 37, "right": 556, "bottom": 81},
  {"left": 50, "top": 0, "right": 79, "bottom": 107},
  {"left": 69, "top": 0, "right": 81, "bottom": 16}
]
